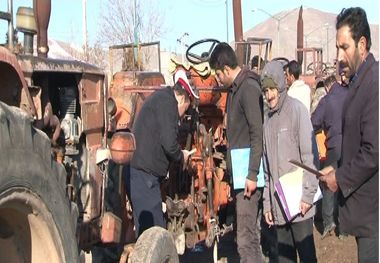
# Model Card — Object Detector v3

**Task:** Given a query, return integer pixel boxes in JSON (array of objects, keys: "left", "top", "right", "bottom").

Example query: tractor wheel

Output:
[
  {"left": 0, "top": 102, "right": 79, "bottom": 263},
  {"left": 130, "top": 226, "right": 179, "bottom": 263}
]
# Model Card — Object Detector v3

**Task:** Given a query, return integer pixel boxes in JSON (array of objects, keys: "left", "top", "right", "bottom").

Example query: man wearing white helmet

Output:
[{"left": 129, "top": 69, "right": 198, "bottom": 238}]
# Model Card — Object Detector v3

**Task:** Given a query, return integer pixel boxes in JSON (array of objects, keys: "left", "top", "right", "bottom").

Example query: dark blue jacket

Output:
[
  {"left": 131, "top": 87, "right": 183, "bottom": 177},
  {"left": 311, "top": 82, "right": 348, "bottom": 150}
]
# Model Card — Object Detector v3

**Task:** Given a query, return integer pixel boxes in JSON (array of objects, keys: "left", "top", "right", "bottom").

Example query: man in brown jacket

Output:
[{"left": 320, "top": 7, "right": 378, "bottom": 263}]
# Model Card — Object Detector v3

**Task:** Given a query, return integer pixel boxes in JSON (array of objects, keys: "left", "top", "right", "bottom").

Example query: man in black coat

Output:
[
  {"left": 320, "top": 7, "right": 378, "bottom": 263},
  {"left": 129, "top": 69, "right": 197, "bottom": 237}
]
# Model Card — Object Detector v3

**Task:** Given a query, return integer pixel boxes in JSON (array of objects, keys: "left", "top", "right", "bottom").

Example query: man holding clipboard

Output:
[
  {"left": 210, "top": 43, "right": 264, "bottom": 263},
  {"left": 261, "top": 61, "right": 320, "bottom": 262}
]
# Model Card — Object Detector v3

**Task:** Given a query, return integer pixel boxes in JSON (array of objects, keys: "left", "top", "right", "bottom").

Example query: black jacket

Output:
[
  {"left": 131, "top": 87, "right": 183, "bottom": 177},
  {"left": 336, "top": 53, "right": 379, "bottom": 237},
  {"left": 226, "top": 67, "right": 263, "bottom": 181}
]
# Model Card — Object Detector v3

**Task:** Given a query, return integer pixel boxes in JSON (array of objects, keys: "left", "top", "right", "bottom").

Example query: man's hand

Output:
[
  {"left": 264, "top": 211, "right": 274, "bottom": 227},
  {"left": 319, "top": 165, "right": 338, "bottom": 192},
  {"left": 244, "top": 178, "right": 257, "bottom": 198},
  {"left": 299, "top": 201, "right": 312, "bottom": 216}
]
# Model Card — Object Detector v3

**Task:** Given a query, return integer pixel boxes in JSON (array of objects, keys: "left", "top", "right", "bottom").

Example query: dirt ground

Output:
[{"left": 180, "top": 219, "right": 357, "bottom": 263}]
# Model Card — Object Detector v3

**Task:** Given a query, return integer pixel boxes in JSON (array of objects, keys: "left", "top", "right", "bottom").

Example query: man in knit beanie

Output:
[{"left": 261, "top": 60, "right": 319, "bottom": 262}]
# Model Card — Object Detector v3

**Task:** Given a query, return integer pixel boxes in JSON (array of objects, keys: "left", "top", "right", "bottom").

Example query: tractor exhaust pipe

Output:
[
  {"left": 33, "top": 0, "right": 51, "bottom": 58},
  {"left": 232, "top": 0, "right": 245, "bottom": 66},
  {"left": 6, "top": 0, "right": 14, "bottom": 51},
  {"left": 297, "top": 6, "right": 304, "bottom": 66}
]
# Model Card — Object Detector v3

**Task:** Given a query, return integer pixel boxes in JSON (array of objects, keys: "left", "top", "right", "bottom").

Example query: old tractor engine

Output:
[{"left": 108, "top": 39, "right": 232, "bottom": 260}]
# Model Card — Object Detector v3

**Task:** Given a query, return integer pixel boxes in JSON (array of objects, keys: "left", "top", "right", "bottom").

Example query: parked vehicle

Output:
[{"left": 0, "top": 1, "right": 119, "bottom": 262}]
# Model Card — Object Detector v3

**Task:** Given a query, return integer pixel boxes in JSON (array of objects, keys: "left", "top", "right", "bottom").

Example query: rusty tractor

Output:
[{"left": 0, "top": 0, "right": 125, "bottom": 262}]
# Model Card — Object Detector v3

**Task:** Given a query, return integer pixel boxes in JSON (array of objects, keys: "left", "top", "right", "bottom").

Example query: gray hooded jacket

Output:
[{"left": 261, "top": 61, "right": 320, "bottom": 225}]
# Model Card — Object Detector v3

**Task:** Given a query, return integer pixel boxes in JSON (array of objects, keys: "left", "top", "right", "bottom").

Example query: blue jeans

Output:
[
  {"left": 129, "top": 167, "right": 165, "bottom": 238},
  {"left": 322, "top": 147, "right": 341, "bottom": 229}
]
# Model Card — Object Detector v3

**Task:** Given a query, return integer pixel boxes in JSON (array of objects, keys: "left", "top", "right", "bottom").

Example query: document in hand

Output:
[
  {"left": 275, "top": 167, "right": 322, "bottom": 221},
  {"left": 231, "top": 148, "right": 264, "bottom": 190}
]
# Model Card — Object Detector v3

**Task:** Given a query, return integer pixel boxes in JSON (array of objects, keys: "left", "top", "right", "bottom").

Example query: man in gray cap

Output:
[{"left": 261, "top": 60, "right": 319, "bottom": 262}]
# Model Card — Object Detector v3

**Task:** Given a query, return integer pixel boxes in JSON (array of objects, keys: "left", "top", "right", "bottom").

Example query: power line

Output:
[{"left": 189, "top": 0, "right": 224, "bottom": 8}]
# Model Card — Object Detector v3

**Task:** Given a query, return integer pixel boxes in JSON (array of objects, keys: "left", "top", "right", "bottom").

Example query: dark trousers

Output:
[
  {"left": 321, "top": 186, "right": 337, "bottom": 228},
  {"left": 129, "top": 167, "right": 165, "bottom": 238},
  {"left": 357, "top": 236, "right": 379, "bottom": 263},
  {"left": 276, "top": 218, "right": 317, "bottom": 263},
  {"left": 235, "top": 189, "right": 263, "bottom": 263},
  {"left": 322, "top": 147, "right": 340, "bottom": 229}
]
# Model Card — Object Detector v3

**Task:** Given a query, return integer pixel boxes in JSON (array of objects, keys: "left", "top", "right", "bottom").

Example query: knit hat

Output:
[
  {"left": 260, "top": 60, "right": 286, "bottom": 93},
  {"left": 174, "top": 69, "right": 199, "bottom": 99}
]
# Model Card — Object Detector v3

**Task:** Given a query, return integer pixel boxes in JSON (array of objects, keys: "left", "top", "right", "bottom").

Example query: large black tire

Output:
[
  {"left": 130, "top": 226, "right": 179, "bottom": 263},
  {"left": 0, "top": 102, "right": 79, "bottom": 263}
]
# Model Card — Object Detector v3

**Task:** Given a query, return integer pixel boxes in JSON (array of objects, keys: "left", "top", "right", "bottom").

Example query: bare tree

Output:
[{"left": 95, "top": 0, "right": 166, "bottom": 70}]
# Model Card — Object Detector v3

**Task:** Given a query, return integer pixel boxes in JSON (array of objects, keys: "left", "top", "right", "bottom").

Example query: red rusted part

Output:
[
  {"left": 213, "top": 168, "right": 230, "bottom": 210},
  {"left": 33, "top": 0, "right": 51, "bottom": 58},
  {"left": 110, "top": 132, "right": 136, "bottom": 164},
  {"left": 233, "top": 0, "right": 245, "bottom": 66},
  {"left": 0, "top": 47, "right": 36, "bottom": 116},
  {"left": 101, "top": 212, "right": 122, "bottom": 243},
  {"left": 297, "top": 6, "right": 304, "bottom": 65}
]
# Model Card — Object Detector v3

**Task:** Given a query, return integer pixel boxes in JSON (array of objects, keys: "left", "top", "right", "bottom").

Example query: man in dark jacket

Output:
[
  {"left": 320, "top": 7, "right": 378, "bottom": 263},
  {"left": 311, "top": 74, "right": 348, "bottom": 239},
  {"left": 129, "top": 69, "right": 197, "bottom": 237},
  {"left": 210, "top": 42, "right": 264, "bottom": 263}
]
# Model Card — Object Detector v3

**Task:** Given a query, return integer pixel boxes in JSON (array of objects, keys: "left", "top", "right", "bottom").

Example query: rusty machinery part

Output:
[
  {"left": 107, "top": 97, "right": 117, "bottom": 116},
  {"left": 166, "top": 196, "right": 187, "bottom": 255},
  {"left": 307, "top": 61, "right": 328, "bottom": 75},
  {"left": 32, "top": 86, "right": 61, "bottom": 146},
  {"left": 186, "top": 38, "right": 220, "bottom": 65},
  {"left": 0, "top": 47, "right": 36, "bottom": 117},
  {"left": 100, "top": 212, "right": 122, "bottom": 244},
  {"left": 109, "top": 132, "right": 136, "bottom": 165},
  {"left": 129, "top": 226, "right": 179, "bottom": 263},
  {"left": 0, "top": 102, "right": 79, "bottom": 262},
  {"left": 33, "top": 0, "right": 51, "bottom": 58}
]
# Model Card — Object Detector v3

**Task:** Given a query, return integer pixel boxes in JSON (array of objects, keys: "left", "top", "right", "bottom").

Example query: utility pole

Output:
[
  {"left": 225, "top": 0, "right": 229, "bottom": 42},
  {"left": 177, "top": 33, "right": 189, "bottom": 63},
  {"left": 133, "top": 0, "right": 138, "bottom": 67},
  {"left": 82, "top": 0, "right": 88, "bottom": 60},
  {"left": 325, "top": 23, "right": 329, "bottom": 63}
]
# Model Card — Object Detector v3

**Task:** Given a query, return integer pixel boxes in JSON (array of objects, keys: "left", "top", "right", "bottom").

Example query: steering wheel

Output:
[
  {"left": 186, "top": 38, "right": 220, "bottom": 64},
  {"left": 307, "top": 62, "right": 327, "bottom": 74}
]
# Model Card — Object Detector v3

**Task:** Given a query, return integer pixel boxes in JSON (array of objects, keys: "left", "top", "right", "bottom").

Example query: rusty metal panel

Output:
[
  {"left": 80, "top": 73, "right": 105, "bottom": 134},
  {"left": 17, "top": 55, "right": 105, "bottom": 75},
  {"left": 86, "top": 136, "right": 103, "bottom": 220},
  {"left": 0, "top": 47, "right": 36, "bottom": 116}
]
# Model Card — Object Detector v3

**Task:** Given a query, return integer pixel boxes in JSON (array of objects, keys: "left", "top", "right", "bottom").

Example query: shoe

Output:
[{"left": 321, "top": 223, "right": 336, "bottom": 240}]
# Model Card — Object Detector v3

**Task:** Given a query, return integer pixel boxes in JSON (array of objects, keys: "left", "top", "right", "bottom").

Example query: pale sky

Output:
[{"left": 0, "top": 0, "right": 378, "bottom": 51}]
